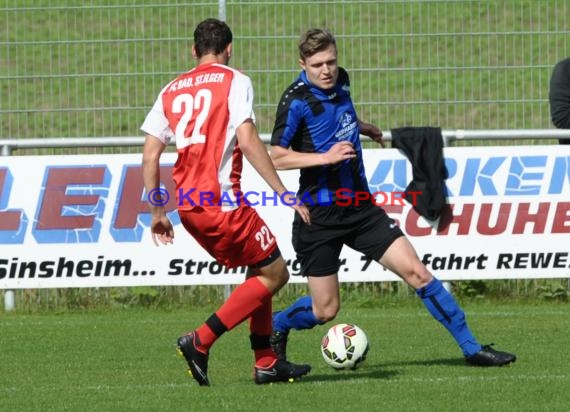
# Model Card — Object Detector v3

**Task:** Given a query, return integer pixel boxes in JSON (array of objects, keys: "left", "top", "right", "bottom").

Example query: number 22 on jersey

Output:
[
  {"left": 255, "top": 226, "right": 275, "bottom": 251},
  {"left": 172, "top": 89, "right": 212, "bottom": 148}
]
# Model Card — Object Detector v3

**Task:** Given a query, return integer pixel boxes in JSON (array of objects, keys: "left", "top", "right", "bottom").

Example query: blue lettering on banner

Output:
[
  {"left": 442, "top": 158, "right": 456, "bottom": 196},
  {"left": 548, "top": 156, "right": 570, "bottom": 194},
  {"left": 368, "top": 159, "right": 408, "bottom": 193},
  {"left": 3, "top": 149, "right": 570, "bottom": 246},
  {"left": 506, "top": 156, "right": 546, "bottom": 195},
  {"left": 109, "top": 164, "right": 180, "bottom": 242},
  {"left": 459, "top": 157, "right": 506, "bottom": 196},
  {"left": 110, "top": 164, "right": 144, "bottom": 242},
  {"left": 367, "top": 154, "right": 570, "bottom": 197}
]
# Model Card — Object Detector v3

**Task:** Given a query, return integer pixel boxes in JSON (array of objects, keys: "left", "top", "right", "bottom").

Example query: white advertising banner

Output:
[{"left": 1, "top": 145, "right": 569, "bottom": 289}]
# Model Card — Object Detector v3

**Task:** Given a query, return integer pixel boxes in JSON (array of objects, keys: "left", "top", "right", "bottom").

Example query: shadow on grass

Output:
[
  {"left": 304, "top": 363, "right": 399, "bottom": 382},
  {"left": 379, "top": 357, "right": 466, "bottom": 368},
  {"left": 304, "top": 357, "right": 465, "bottom": 382}
]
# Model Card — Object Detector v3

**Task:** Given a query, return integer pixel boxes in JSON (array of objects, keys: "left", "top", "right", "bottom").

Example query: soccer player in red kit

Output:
[{"left": 141, "top": 18, "right": 311, "bottom": 386}]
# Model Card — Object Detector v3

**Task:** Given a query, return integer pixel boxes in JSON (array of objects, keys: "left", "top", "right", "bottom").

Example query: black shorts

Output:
[{"left": 292, "top": 202, "right": 404, "bottom": 277}]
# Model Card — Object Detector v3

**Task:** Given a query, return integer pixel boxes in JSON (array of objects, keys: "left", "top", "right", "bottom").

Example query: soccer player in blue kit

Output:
[{"left": 269, "top": 28, "right": 516, "bottom": 367}]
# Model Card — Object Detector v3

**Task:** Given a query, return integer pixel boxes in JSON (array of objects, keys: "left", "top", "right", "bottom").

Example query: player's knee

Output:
[
  {"left": 273, "top": 259, "right": 289, "bottom": 287},
  {"left": 415, "top": 265, "right": 433, "bottom": 287},
  {"left": 257, "top": 257, "right": 289, "bottom": 292},
  {"left": 313, "top": 303, "right": 339, "bottom": 323},
  {"left": 401, "top": 262, "right": 433, "bottom": 289},
  {"left": 278, "top": 267, "right": 290, "bottom": 286}
]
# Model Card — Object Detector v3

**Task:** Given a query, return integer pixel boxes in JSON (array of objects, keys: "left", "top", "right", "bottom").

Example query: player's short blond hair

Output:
[{"left": 298, "top": 29, "right": 336, "bottom": 61}]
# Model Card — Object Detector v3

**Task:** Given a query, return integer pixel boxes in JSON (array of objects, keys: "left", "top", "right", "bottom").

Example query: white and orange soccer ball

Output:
[{"left": 320, "top": 323, "right": 369, "bottom": 369}]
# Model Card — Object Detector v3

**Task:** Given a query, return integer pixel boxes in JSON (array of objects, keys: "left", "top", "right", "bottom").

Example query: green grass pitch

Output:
[{"left": 1, "top": 301, "right": 569, "bottom": 412}]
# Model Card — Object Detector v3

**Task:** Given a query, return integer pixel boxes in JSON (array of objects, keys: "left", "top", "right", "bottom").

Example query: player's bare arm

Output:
[
  {"left": 142, "top": 134, "right": 175, "bottom": 245},
  {"left": 358, "top": 120, "right": 385, "bottom": 147},
  {"left": 236, "top": 120, "right": 311, "bottom": 224},
  {"left": 270, "top": 141, "right": 356, "bottom": 170}
]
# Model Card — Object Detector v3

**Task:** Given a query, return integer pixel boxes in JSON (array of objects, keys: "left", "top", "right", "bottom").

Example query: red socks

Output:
[
  {"left": 249, "top": 296, "right": 276, "bottom": 367},
  {"left": 195, "top": 276, "right": 272, "bottom": 353}
]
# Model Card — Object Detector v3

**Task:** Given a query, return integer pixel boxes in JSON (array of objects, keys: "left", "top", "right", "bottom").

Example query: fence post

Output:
[
  {"left": 218, "top": 0, "right": 226, "bottom": 21},
  {"left": 1, "top": 143, "right": 16, "bottom": 311},
  {"left": 4, "top": 290, "right": 15, "bottom": 312}
]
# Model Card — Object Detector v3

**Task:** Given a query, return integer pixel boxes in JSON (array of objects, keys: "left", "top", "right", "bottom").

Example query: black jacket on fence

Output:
[
  {"left": 549, "top": 57, "right": 570, "bottom": 144},
  {"left": 391, "top": 126, "right": 449, "bottom": 221}
]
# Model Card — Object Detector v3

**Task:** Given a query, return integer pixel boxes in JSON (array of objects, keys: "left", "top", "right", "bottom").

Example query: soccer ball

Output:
[{"left": 320, "top": 323, "right": 369, "bottom": 370}]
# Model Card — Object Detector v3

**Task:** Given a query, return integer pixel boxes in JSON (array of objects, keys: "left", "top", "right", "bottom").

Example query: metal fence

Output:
[
  {"left": 3, "top": 1, "right": 570, "bottom": 311},
  {"left": 2, "top": 0, "right": 569, "bottom": 146}
]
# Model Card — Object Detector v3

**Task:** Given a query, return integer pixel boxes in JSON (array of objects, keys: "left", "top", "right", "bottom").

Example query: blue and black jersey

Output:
[{"left": 271, "top": 67, "right": 369, "bottom": 204}]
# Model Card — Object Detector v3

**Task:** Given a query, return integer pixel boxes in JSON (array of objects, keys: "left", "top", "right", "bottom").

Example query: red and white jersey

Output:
[{"left": 141, "top": 63, "right": 256, "bottom": 211}]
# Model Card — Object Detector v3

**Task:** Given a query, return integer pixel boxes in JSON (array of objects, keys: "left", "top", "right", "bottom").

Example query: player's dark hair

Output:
[
  {"left": 298, "top": 28, "right": 336, "bottom": 61},
  {"left": 193, "top": 18, "right": 233, "bottom": 58}
]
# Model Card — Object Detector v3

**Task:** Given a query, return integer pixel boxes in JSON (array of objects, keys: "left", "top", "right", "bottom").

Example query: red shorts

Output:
[{"left": 178, "top": 205, "right": 278, "bottom": 268}]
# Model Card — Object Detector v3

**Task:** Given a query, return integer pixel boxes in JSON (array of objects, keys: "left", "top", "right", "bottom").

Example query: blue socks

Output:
[
  {"left": 273, "top": 296, "right": 322, "bottom": 333},
  {"left": 417, "top": 278, "right": 482, "bottom": 357},
  {"left": 274, "top": 280, "right": 482, "bottom": 358}
]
